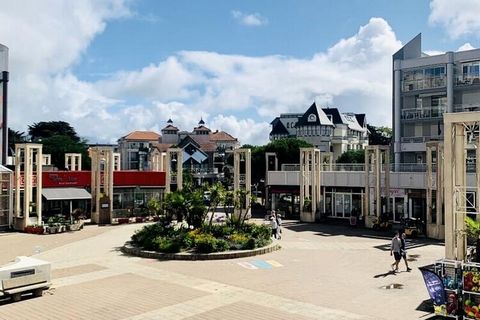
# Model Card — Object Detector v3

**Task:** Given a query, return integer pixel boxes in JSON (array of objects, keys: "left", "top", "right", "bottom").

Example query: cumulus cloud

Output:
[
  {"left": 5, "top": 8, "right": 402, "bottom": 145},
  {"left": 458, "top": 43, "right": 476, "bottom": 51},
  {"left": 429, "top": 0, "right": 480, "bottom": 38},
  {"left": 231, "top": 10, "right": 268, "bottom": 26}
]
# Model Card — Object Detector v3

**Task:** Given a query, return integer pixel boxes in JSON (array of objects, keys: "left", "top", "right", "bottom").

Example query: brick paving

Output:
[{"left": 0, "top": 220, "right": 444, "bottom": 320}]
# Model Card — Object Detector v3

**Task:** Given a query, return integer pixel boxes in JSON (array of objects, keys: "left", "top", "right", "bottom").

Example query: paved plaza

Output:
[{"left": 0, "top": 221, "right": 443, "bottom": 319}]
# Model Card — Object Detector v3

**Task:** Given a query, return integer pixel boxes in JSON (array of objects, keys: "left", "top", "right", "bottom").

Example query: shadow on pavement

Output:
[
  {"left": 282, "top": 221, "right": 443, "bottom": 247},
  {"left": 373, "top": 270, "right": 397, "bottom": 278}
]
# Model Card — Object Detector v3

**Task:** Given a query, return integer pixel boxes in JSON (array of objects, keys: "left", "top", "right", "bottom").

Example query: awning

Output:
[{"left": 42, "top": 188, "right": 92, "bottom": 201}]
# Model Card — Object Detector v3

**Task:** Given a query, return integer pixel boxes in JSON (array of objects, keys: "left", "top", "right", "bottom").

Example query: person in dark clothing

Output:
[{"left": 401, "top": 233, "right": 412, "bottom": 272}]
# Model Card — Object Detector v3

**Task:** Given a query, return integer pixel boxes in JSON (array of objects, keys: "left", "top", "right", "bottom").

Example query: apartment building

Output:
[
  {"left": 270, "top": 102, "right": 368, "bottom": 160},
  {"left": 393, "top": 34, "right": 480, "bottom": 166}
]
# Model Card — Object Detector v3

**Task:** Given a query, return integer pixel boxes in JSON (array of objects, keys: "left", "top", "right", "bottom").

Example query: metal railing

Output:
[
  {"left": 402, "top": 77, "right": 446, "bottom": 92},
  {"left": 456, "top": 75, "right": 480, "bottom": 86},
  {"left": 400, "top": 136, "right": 442, "bottom": 143},
  {"left": 454, "top": 103, "right": 480, "bottom": 112},
  {"left": 401, "top": 107, "right": 445, "bottom": 120}
]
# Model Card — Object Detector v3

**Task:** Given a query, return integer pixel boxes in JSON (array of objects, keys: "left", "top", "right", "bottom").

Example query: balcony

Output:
[
  {"left": 456, "top": 75, "right": 480, "bottom": 86},
  {"left": 401, "top": 107, "right": 445, "bottom": 121},
  {"left": 402, "top": 77, "right": 446, "bottom": 92},
  {"left": 400, "top": 136, "right": 442, "bottom": 143},
  {"left": 454, "top": 103, "right": 480, "bottom": 112}
]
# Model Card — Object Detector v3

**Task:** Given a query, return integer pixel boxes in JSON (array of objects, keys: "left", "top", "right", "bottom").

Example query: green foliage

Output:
[
  {"left": 153, "top": 236, "right": 181, "bottom": 253},
  {"left": 367, "top": 125, "right": 392, "bottom": 146},
  {"left": 194, "top": 233, "right": 218, "bottom": 253},
  {"left": 466, "top": 216, "right": 480, "bottom": 243},
  {"left": 130, "top": 221, "right": 271, "bottom": 254},
  {"left": 336, "top": 149, "right": 365, "bottom": 164},
  {"left": 28, "top": 121, "right": 80, "bottom": 142},
  {"left": 8, "top": 128, "right": 27, "bottom": 152},
  {"left": 147, "top": 197, "right": 161, "bottom": 216}
]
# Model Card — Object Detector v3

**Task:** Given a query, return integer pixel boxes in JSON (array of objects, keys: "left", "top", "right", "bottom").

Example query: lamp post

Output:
[{"left": 0, "top": 44, "right": 8, "bottom": 165}]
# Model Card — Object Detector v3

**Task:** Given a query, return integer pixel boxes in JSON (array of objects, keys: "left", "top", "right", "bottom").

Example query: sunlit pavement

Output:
[{"left": 0, "top": 220, "right": 442, "bottom": 319}]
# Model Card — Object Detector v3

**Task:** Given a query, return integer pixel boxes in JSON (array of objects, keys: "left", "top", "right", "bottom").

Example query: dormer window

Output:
[{"left": 308, "top": 114, "right": 317, "bottom": 122}]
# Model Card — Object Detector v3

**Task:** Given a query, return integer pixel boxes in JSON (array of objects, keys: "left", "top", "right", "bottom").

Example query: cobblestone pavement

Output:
[{"left": 0, "top": 220, "right": 443, "bottom": 319}]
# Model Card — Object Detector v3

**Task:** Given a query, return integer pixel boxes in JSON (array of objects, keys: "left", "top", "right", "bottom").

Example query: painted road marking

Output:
[
  {"left": 237, "top": 260, "right": 283, "bottom": 270},
  {"left": 266, "top": 260, "right": 283, "bottom": 267},
  {"left": 237, "top": 262, "right": 258, "bottom": 269}
]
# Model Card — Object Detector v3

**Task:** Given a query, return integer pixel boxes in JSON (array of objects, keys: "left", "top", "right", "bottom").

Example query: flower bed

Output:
[{"left": 131, "top": 222, "right": 272, "bottom": 254}]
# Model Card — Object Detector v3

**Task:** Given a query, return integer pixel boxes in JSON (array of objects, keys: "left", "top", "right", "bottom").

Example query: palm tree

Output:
[
  {"left": 163, "top": 191, "right": 187, "bottom": 223},
  {"left": 207, "top": 182, "right": 225, "bottom": 228}
]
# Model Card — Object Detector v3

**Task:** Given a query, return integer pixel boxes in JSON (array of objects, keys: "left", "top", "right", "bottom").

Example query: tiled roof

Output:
[
  {"left": 194, "top": 125, "right": 211, "bottom": 132},
  {"left": 123, "top": 131, "right": 160, "bottom": 141},
  {"left": 162, "top": 124, "right": 179, "bottom": 131},
  {"left": 152, "top": 143, "right": 173, "bottom": 152},
  {"left": 210, "top": 131, "right": 237, "bottom": 141}
]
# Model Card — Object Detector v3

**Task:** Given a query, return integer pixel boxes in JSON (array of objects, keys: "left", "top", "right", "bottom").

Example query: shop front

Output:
[{"left": 324, "top": 187, "right": 363, "bottom": 219}]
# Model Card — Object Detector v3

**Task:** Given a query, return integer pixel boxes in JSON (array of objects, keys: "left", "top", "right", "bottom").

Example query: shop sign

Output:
[
  {"left": 419, "top": 267, "right": 446, "bottom": 307},
  {"left": 389, "top": 188, "right": 405, "bottom": 198}
]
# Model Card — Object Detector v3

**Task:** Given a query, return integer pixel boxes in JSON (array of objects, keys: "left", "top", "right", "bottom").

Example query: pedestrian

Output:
[
  {"left": 390, "top": 231, "right": 402, "bottom": 272},
  {"left": 401, "top": 233, "right": 412, "bottom": 272},
  {"left": 270, "top": 213, "right": 278, "bottom": 239},
  {"left": 276, "top": 213, "right": 282, "bottom": 240}
]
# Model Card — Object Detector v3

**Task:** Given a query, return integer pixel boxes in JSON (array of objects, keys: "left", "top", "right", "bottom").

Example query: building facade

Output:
[
  {"left": 117, "top": 131, "right": 161, "bottom": 170},
  {"left": 393, "top": 33, "right": 480, "bottom": 166},
  {"left": 270, "top": 102, "right": 368, "bottom": 160}
]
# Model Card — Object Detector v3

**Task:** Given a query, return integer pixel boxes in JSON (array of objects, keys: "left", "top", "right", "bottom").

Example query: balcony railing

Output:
[
  {"left": 456, "top": 75, "right": 480, "bottom": 86},
  {"left": 454, "top": 103, "right": 480, "bottom": 112},
  {"left": 402, "top": 77, "right": 446, "bottom": 92},
  {"left": 401, "top": 107, "right": 445, "bottom": 120},
  {"left": 400, "top": 136, "right": 442, "bottom": 143}
]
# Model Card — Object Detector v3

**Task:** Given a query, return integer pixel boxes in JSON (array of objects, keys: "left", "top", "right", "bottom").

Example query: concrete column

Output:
[
  {"left": 454, "top": 123, "right": 466, "bottom": 260},
  {"left": 426, "top": 145, "right": 433, "bottom": 224},
  {"left": 437, "top": 144, "right": 444, "bottom": 229},
  {"left": 393, "top": 60, "right": 402, "bottom": 171},
  {"left": 444, "top": 119, "right": 454, "bottom": 259},
  {"left": 375, "top": 147, "right": 381, "bottom": 218},
  {"left": 446, "top": 52, "right": 454, "bottom": 113}
]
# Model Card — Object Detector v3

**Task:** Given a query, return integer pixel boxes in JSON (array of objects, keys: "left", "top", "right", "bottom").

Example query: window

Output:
[{"left": 308, "top": 114, "right": 317, "bottom": 122}]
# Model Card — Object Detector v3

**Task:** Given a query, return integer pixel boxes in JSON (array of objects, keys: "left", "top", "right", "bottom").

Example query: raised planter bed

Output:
[
  {"left": 24, "top": 226, "right": 45, "bottom": 235},
  {"left": 117, "top": 218, "right": 130, "bottom": 224},
  {"left": 121, "top": 241, "right": 281, "bottom": 261}
]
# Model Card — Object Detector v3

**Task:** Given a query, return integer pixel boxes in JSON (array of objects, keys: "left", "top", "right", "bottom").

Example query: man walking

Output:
[
  {"left": 401, "top": 233, "right": 412, "bottom": 272},
  {"left": 390, "top": 232, "right": 402, "bottom": 272}
]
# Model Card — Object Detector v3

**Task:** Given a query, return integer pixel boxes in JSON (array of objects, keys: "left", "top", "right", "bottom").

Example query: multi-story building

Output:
[
  {"left": 270, "top": 102, "right": 368, "bottom": 160},
  {"left": 393, "top": 33, "right": 480, "bottom": 166},
  {"left": 117, "top": 131, "right": 160, "bottom": 170}
]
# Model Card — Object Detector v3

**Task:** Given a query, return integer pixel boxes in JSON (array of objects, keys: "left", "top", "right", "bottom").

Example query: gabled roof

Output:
[
  {"left": 297, "top": 102, "right": 334, "bottom": 127},
  {"left": 270, "top": 120, "right": 289, "bottom": 135},
  {"left": 152, "top": 143, "right": 173, "bottom": 153},
  {"left": 122, "top": 131, "right": 160, "bottom": 141},
  {"left": 178, "top": 135, "right": 217, "bottom": 153},
  {"left": 210, "top": 131, "right": 238, "bottom": 142},
  {"left": 322, "top": 108, "right": 344, "bottom": 124},
  {"left": 355, "top": 114, "right": 366, "bottom": 127},
  {"left": 194, "top": 125, "right": 211, "bottom": 132},
  {"left": 342, "top": 113, "right": 366, "bottom": 132},
  {"left": 162, "top": 124, "right": 179, "bottom": 131}
]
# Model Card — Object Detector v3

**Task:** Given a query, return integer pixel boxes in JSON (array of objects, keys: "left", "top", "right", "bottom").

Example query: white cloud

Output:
[
  {"left": 429, "top": 0, "right": 480, "bottom": 38},
  {"left": 458, "top": 42, "right": 476, "bottom": 51},
  {"left": 231, "top": 10, "right": 268, "bottom": 27},
  {"left": 424, "top": 50, "right": 445, "bottom": 56},
  {"left": 6, "top": 10, "right": 402, "bottom": 145}
]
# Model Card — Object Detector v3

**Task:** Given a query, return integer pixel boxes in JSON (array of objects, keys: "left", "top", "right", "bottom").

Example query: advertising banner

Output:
[{"left": 419, "top": 266, "right": 446, "bottom": 306}]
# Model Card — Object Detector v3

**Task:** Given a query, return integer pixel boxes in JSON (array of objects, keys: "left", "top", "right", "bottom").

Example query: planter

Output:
[
  {"left": 47, "top": 226, "right": 58, "bottom": 234},
  {"left": 58, "top": 225, "right": 66, "bottom": 233},
  {"left": 135, "top": 217, "right": 145, "bottom": 223},
  {"left": 118, "top": 218, "right": 130, "bottom": 224},
  {"left": 67, "top": 221, "right": 84, "bottom": 231},
  {"left": 153, "top": 216, "right": 161, "bottom": 222}
]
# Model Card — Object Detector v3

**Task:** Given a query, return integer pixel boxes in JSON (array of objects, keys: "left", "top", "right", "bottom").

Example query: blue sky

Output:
[{"left": 1, "top": 0, "right": 480, "bottom": 145}]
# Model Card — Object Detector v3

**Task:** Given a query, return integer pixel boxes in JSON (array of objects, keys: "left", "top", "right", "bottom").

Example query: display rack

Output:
[{"left": 434, "top": 259, "right": 461, "bottom": 319}]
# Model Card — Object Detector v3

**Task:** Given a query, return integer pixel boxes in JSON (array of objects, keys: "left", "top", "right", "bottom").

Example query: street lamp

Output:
[{"left": 0, "top": 44, "right": 8, "bottom": 165}]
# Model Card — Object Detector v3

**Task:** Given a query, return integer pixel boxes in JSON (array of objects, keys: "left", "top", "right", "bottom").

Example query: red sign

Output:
[{"left": 37, "top": 171, "right": 166, "bottom": 188}]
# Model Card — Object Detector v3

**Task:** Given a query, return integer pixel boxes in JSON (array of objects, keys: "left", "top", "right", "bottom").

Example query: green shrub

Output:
[
  {"left": 243, "top": 237, "right": 256, "bottom": 250},
  {"left": 229, "top": 233, "right": 249, "bottom": 250},
  {"left": 249, "top": 224, "right": 271, "bottom": 241},
  {"left": 154, "top": 236, "right": 181, "bottom": 253},
  {"left": 255, "top": 237, "right": 272, "bottom": 248},
  {"left": 209, "top": 224, "right": 234, "bottom": 238},
  {"left": 216, "top": 239, "right": 229, "bottom": 252},
  {"left": 131, "top": 223, "right": 165, "bottom": 250},
  {"left": 195, "top": 233, "right": 218, "bottom": 253}
]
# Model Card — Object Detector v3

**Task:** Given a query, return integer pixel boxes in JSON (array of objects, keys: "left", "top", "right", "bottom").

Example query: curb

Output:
[{"left": 121, "top": 241, "right": 281, "bottom": 261}]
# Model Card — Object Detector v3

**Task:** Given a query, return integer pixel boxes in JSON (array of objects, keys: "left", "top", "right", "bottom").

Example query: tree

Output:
[
  {"left": 8, "top": 128, "right": 27, "bottom": 152},
  {"left": 41, "top": 135, "right": 91, "bottom": 170},
  {"left": 368, "top": 125, "right": 392, "bottom": 146},
  {"left": 207, "top": 182, "right": 225, "bottom": 228},
  {"left": 336, "top": 149, "right": 365, "bottom": 164},
  {"left": 28, "top": 121, "right": 80, "bottom": 142},
  {"left": 26, "top": 121, "right": 90, "bottom": 170}
]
